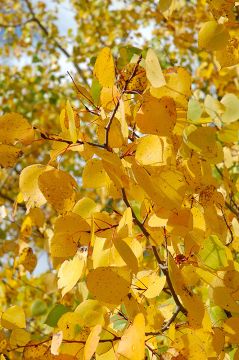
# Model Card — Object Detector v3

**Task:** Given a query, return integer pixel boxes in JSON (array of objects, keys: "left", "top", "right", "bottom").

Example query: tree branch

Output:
[
  {"left": 105, "top": 55, "right": 142, "bottom": 150},
  {"left": 23, "top": 0, "right": 88, "bottom": 85},
  {"left": 121, "top": 188, "right": 187, "bottom": 316},
  {"left": 34, "top": 128, "right": 105, "bottom": 149}
]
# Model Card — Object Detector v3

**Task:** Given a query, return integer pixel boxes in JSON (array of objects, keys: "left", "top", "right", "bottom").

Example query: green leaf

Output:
[
  {"left": 187, "top": 99, "right": 203, "bottom": 122},
  {"left": 198, "top": 235, "right": 228, "bottom": 270},
  {"left": 31, "top": 299, "right": 47, "bottom": 317},
  {"left": 45, "top": 304, "right": 70, "bottom": 327}
]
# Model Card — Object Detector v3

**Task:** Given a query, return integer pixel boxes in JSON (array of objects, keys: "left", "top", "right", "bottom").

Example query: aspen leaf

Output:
[
  {"left": 57, "top": 312, "right": 84, "bottom": 340},
  {"left": 132, "top": 164, "right": 186, "bottom": 210},
  {"left": 38, "top": 169, "right": 77, "bottom": 214},
  {"left": 221, "top": 93, "right": 239, "bottom": 123},
  {"left": 0, "top": 144, "right": 22, "bottom": 168},
  {"left": 58, "top": 251, "right": 86, "bottom": 297},
  {"left": 184, "top": 125, "right": 223, "bottom": 163},
  {"left": 117, "top": 313, "right": 145, "bottom": 360},
  {"left": 83, "top": 324, "right": 102, "bottom": 360},
  {"left": 1, "top": 305, "right": 26, "bottom": 329},
  {"left": 215, "top": 38, "right": 239, "bottom": 68},
  {"left": 100, "top": 86, "right": 119, "bottom": 110},
  {"left": 45, "top": 304, "right": 70, "bottom": 328},
  {"left": 198, "top": 235, "right": 228, "bottom": 270},
  {"left": 158, "top": 0, "right": 172, "bottom": 12},
  {"left": 75, "top": 300, "right": 107, "bottom": 327},
  {"left": 10, "top": 329, "right": 30, "bottom": 351},
  {"left": 223, "top": 317, "right": 239, "bottom": 344},
  {"left": 213, "top": 287, "right": 239, "bottom": 313},
  {"left": 135, "top": 135, "right": 172, "bottom": 166},
  {"left": 135, "top": 95, "right": 176, "bottom": 136},
  {"left": 212, "top": 327, "right": 225, "bottom": 354},
  {"left": 119, "top": 62, "right": 147, "bottom": 93},
  {"left": 108, "top": 118, "right": 125, "bottom": 148},
  {"left": 150, "top": 67, "right": 191, "bottom": 109},
  {"left": 198, "top": 21, "right": 230, "bottom": 51},
  {"left": 51, "top": 232, "right": 78, "bottom": 258},
  {"left": 83, "top": 159, "right": 111, "bottom": 188},
  {"left": 187, "top": 98, "right": 203, "bottom": 122},
  {"left": 94, "top": 47, "right": 115, "bottom": 88},
  {"left": 145, "top": 48, "right": 166, "bottom": 88},
  {"left": 117, "top": 207, "right": 132, "bottom": 238},
  {"left": 138, "top": 272, "right": 166, "bottom": 299},
  {"left": 113, "top": 238, "right": 138, "bottom": 274},
  {"left": 23, "top": 340, "right": 51, "bottom": 359},
  {"left": 19, "top": 164, "right": 53, "bottom": 209},
  {"left": 66, "top": 100, "right": 78, "bottom": 143},
  {"left": 0, "top": 113, "right": 34, "bottom": 145},
  {"left": 18, "top": 247, "right": 37, "bottom": 273},
  {"left": 86, "top": 266, "right": 132, "bottom": 305},
  {"left": 51, "top": 331, "right": 63, "bottom": 356},
  {"left": 73, "top": 197, "right": 97, "bottom": 218}
]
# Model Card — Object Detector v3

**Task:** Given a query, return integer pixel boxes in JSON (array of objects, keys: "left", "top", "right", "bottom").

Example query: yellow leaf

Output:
[
  {"left": 167, "top": 209, "right": 193, "bottom": 236},
  {"left": 100, "top": 86, "right": 119, "bottom": 110},
  {"left": 10, "top": 329, "right": 31, "bottom": 353},
  {"left": 132, "top": 164, "right": 186, "bottom": 210},
  {"left": 19, "top": 164, "right": 53, "bottom": 210},
  {"left": 50, "top": 232, "right": 78, "bottom": 258},
  {"left": 135, "top": 135, "right": 172, "bottom": 166},
  {"left": 51, "top": 331, "right": 63, "bottom": 356},
  {"left": 221, "top": 93, "right": 239, "bottom": 123},
  {"left": 213, "top": 287, "right": 239, "bottom": 313},
  {"left": 158, "top": 0, "right": 173, "bottom": 12},
  {"left": 198, "top": 21, "right": 230, "bottom": 51},
  {"left": 75, "top": 299, "right": 107, "bottom": 327},
  {"left": 86, "top": 266, "right": 132, "bottom": 305},
  {"left": 135, "top": 95, "right": 176, "bottom": 136},
  {"left": 223, "top": 317, "right": 239, "bottom": 344},
  {"left": 1, "top": 306, "right": 26, "bottom": 329},
  {"left": 108, "top": 118, "right": 125, "bottom": 148},
  {"left": 58, "top": 251, "right": 86, "bottom": 297},
  {"left": 57, "top": 312, "right": 87, "bottom": 340},
  {"left": 94, "top": 47, "right": 115, "bottom": 88},
  {"left": 0, "top": 113, "right": 34, "bottom": 145},
  {"left": 66, "top": 100, "right": 78, "bottom": 143},
  {"left": 0, "top": 144, "right": 22, "bottom": 168},
  {"left": 117, "top": 313, "right": 145, "bottom": 360},
  {"left": 38, "top": 169, "right": 77, "bottom": 214},
  {"left": 145, "top": 48, "right": 166, "bottom": 88},
  {"left": 83, "top": 324, "right": 102, "bottom": 360},
  {"left": 215, "top": 37, "right": 239, "bottom": 68},
  {"left": 118, "top": 62, "right": 147, "bottom": 93},
  {"left": 83, "top": 159, "right": 111, "bottom": 188},
  {"left": 150, "top": 67, "right": 191, "bottom": 109},
  {"left": 73, "top": 197, "right": 98, "bottom": 219},
  {"left": 18, "top": 247, "right": 37, "bottom": 273},
  {"left": 113, "top": 238, "right": 138, "bottom": 274}
]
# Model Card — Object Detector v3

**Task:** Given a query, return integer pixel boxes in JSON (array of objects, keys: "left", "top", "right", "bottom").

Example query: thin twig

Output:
[
  {"left": 121, "top": 188, "right": 187, "bottom": 316},
  {"left": 105, "top": 55, "right": 142, "bottom": 150},
  {"left": 34, "top": 128, "right": 105, "bottom": 149},
  {"left": 23, "top": 0, "right": 88, "bottom": 84}
]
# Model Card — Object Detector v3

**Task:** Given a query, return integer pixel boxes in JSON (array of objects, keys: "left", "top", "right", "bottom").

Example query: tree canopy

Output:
[{"left": 0, "top": 0, "right": 239, "bottom": 359}]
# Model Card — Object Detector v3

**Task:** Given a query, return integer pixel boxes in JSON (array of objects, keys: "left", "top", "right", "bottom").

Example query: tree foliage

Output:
[{"left": 0, "top": 0, "right": 239, "bottom": 359}]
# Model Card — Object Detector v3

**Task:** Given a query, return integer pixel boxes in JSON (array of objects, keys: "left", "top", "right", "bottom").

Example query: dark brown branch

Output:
[
  {"left": 67, "top": 71, "right": 98, "bottom": 111},
  {"left": 105, "top": 55, "right": 142, "bottom": 150},
  {"left": 23, "top": 0, "right": 88, "bottom": 85},
  {"left": 34, "top": 128, "right": 105, "bottom": 149},
  {"left": 121, "top": 188, "right": 187, "bottom": 316},
  {"left": 220, "top": 205, "right": 234, "bottom": 246}
]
